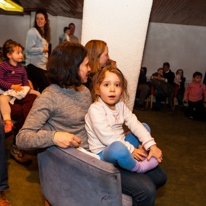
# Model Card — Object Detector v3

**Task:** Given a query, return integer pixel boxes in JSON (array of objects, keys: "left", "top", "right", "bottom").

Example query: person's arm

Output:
[
  {"left": 26, "top": 29, "right": 45, "bottom": 54},
  {"left": 16, "top": 89, "right": 81, "bottom": 150},
  {"left": 123, "top": 102, "right": 156, "bottom": 150},
  {"left": 16, "top": 91, "right": 55, "bottom": 149},
  {"left": 0, "top": 64, "right": 13, "bottom": 90},
  {"left": 86, "top": 104, "right": 135, "bottom": 153}
]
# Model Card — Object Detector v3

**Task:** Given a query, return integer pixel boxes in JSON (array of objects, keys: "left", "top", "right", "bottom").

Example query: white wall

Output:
[
  {"left": 0, "top": 14, "right": 82, "bottom": 52},
  {"left": 81, "top": 0, "right": 153, "bottom": 109},
  {"left": 142, "top": 22, "right": 206, "bottom": 82}
]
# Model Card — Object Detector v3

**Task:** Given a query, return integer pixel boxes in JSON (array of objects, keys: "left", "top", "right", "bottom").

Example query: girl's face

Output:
[
  {"left": 78, "top": 56, "right": 91, "bottom": 83},
  {"left": 7, "top": 46, "right": 23, "bottom": 66},
  {"left": 97, "top": 71, "right": 122, "bottom": 110},
  {"left": 36, "top": 13, "right": 46, "bottom": 28},
  {"left": 99, "top": 45, "right": 109, "bottom": 67}
]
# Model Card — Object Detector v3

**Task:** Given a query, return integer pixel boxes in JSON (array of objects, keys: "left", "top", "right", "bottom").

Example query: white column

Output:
[{"left": 81, "top": 0, "right": 153, "bottom": 110}]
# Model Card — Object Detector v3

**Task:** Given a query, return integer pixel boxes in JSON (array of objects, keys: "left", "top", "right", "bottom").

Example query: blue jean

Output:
[
  {"left": 0, "top": 118, "right": 9, "bottom": 192},
  {"left": 119, "top": 165, "right": 167, "bottom": 206},
  {"left": 98, "top": 123, "right": 151, "bottom": 170}
]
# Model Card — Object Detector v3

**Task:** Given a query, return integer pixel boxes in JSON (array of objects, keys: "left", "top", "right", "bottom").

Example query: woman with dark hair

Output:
[
  {"left": 26, "top": 9, "right": 51, "bottom": 92},
  {"left": 85, "top": 39, "right": 167, "bottom": 206},
  {"left": 16, "top": 42, "right": 91, "bottom": 150}
]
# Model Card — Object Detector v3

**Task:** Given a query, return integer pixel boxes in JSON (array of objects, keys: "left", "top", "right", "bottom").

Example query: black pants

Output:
[
  {"left": 26, "top": 64, "right": 50, "bottom": 93},
  {"left": 0, "top": 118, "right": 9, "bottom": 192},
  {"left": 186, "top": 100, "right": 205, "bottom": 120}
]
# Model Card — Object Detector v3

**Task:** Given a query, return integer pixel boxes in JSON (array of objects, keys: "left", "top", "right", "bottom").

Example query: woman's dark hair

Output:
[
  {"left": 3, "top": 39, "right": 24, "bottom": 59},
  {"left": 47, "top": 42, "right": 87, "bottom": 89},
  {"left": 34, "top": 9, "right": 50, "bottom": 42},
  {"left": 193, "top": 71, "right": 202, "bottom": 78}
]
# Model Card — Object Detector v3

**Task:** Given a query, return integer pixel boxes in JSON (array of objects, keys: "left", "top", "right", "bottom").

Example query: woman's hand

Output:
[
  {"left": 11, "top": 84, "right": 23, "bottom": 92},
  {"left": 43, "top": 47, "right": 49, "bottom": 53},
  {"left": 132, "top": 148, "right": 147, "bottom": 161},
  {"left": 147, "top": 145, "right": 163, "bottom": 163},
  {"left": 53, "top": 132, "right": 81, "bottom": 148}
]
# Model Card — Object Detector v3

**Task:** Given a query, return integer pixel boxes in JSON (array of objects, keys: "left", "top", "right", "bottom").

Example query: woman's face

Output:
[
  {"left": 36, "top": 13, "right": 46, "bottom": 28},
  {"left": 79, "top": 56, "right": 91, "bottom": 83},
  {"left": 99, "top": 45, "right": 109, "bottom": 67}
]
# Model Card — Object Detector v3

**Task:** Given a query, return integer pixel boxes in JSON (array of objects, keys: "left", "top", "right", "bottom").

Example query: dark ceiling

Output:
[{"left": 0, "top": 0, "right": 206, "bottom": 26}]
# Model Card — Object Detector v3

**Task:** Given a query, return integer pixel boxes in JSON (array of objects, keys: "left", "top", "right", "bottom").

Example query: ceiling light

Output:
[{"left": 0, "top": 0, "right": 23, "bottom": 12}]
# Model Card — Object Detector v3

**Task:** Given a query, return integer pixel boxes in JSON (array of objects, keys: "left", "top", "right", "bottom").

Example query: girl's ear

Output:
[
  {"left": 95, "top": 88, "right": 100, "bottom": 96},
  {"left": 7, "top": 53, "right": 11, "bottom": 59}
]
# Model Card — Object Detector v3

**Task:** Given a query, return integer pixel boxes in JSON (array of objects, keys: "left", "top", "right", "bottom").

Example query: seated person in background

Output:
[
  {"left": 134, "top": 67, "right": 150, "bottom": 110},
  {"left": 184, "top": 71, "right": 206, "bottom": 120},
  {"left": 0, "top": 39, "right": 39, "bottom": 164},
  {"left": 0, "top": 118, "right": 11, "bottom": 206},
  {"left": 85, "top": 66, "right": 162, "bottom": 173},
  {"left": 175, "top": 69, "right": 185, "bottom": 107},
  {"left": 59, "top": 27, "right": 70, "bottom": 44},
  {"left": 163, "top": 62, "right": 175, "bottom": 86},
  {"left": 151, "top": 68, "right": 174, "bottom": 110}
]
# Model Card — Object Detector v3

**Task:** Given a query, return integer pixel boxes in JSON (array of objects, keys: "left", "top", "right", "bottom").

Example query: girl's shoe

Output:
[{"left": 4, "top": 122, "right": 13, "bottom": 133}]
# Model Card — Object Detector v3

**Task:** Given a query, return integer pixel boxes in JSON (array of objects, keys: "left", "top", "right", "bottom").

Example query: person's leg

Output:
[
  {"left": 0, "top": 95, "right": 12, "bottom": 122},
  {"left": 0, "top": 118, "right": 9, "bottom": 192},
  {"left": 101, "top": 141, "right": 158, "bottom": 173},
  {"left": 0, "top": 95, "right": 13, "bottom": 132},
  {"left": 38, "top": 69, "right": 50, "bottom": 93},
  {"left": 18, "top": 93, "right": 38, "bottom": 119},
  {"left": 9, "top": 103, "right": 32, "bottom": 164},
  {"left": 145, "top": 166, "right": 168, "bottom": 190},
  {"left": 136, "top": 84, "right": 150, "bottom": 106},
  {"left": 187, "top": 101, "right": 195, "bottom": 118},
  {"left": 118, "top": 165, "right": 167, "bottom": 206},
  {"left": 118, "top": 167, "right": 156, "bottom": 206},
  {"left": 125, "top": 123, "right": 151, "bottom": 148},
  {"left": 26, "top": 64, "right": 50, "bottom": 93}
]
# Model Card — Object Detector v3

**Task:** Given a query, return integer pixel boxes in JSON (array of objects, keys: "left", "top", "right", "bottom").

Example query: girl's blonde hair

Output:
[
  {"left": 91, "top": 66, "right": 129, "bottom": 102},
  {"left": 85, "top": 40, "right": 107, "bottom": 77}
]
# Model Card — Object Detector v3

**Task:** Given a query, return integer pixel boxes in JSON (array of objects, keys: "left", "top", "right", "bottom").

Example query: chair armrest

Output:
[{"left": 38, "top": 146, "right": 122, "bottom": 206}]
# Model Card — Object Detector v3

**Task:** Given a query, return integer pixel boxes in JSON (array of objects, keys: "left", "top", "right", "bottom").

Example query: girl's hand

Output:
[
  {"left": 132, "top": 148, "right": 147, "bottom": 161},
  {"left": 11, "top": 84, "right": 23, "bottom": 92},
  {"left": 43, "top": 47, "right": 49, "bottom": 52},
  {"left": 53, "top": 132, "right": 81, "bottom": 148},
  {"left": 147, "top": 145, "right": 163, "bottom": 163}
]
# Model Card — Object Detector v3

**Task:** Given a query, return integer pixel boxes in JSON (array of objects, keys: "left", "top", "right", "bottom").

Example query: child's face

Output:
[
  {"left": 158, "top": 69, "right": 163, "bottom": 75},
  {"left": 7, "top": 46, "right": 23, "bottom": 66},
  {"left": 97, "top": 71, "right": 122, "bottom": 110},
  {"left": 65, "top": 29, "right": 70, "bottom": 36},
  {"left": 193, "top": 75, "right": 202, "bottom": 84}
]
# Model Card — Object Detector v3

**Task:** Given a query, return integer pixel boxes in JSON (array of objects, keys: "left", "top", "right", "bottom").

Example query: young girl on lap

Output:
[{"left": 85, "top": 66, "right": 163, "bottom": 173}]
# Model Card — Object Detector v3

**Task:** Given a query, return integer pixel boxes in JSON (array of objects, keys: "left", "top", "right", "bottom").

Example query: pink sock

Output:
[{"left": 131, "top": 157, "right": 159, "bottom": 173}]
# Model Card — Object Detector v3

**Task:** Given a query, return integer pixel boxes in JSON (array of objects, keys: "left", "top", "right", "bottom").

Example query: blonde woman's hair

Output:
[
  {"left": 91, "top": 66, "right": 129, "bottom": 102},
  {"left": 85, "top": 40, "right": 107, "bottom": 77}
]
